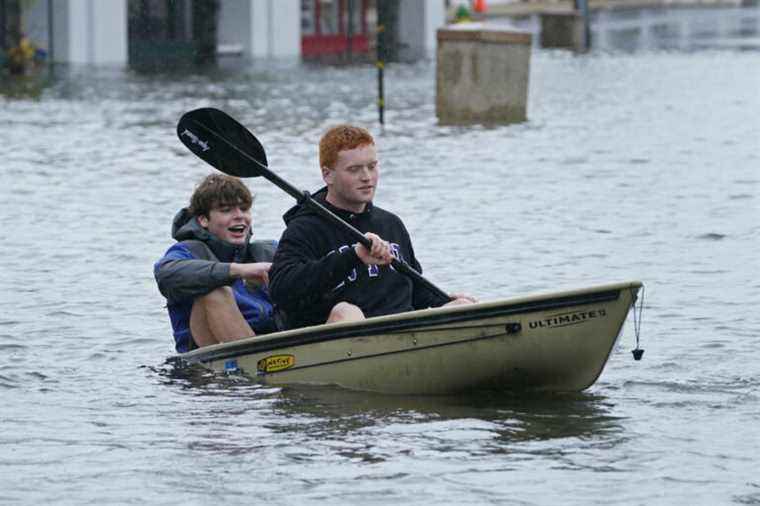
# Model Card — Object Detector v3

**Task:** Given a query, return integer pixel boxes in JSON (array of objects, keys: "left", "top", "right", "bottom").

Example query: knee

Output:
[
  {"left": 328, "top": 302, "right": 365, "bottom": 323},
  {"left": 198, "top": 286, "right": 235, "bottom": 307}
]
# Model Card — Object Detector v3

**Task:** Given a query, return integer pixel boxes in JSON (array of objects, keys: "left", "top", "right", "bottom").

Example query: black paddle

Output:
[{"left": 176, "top": 107, "right": 451, "bottom": 304}]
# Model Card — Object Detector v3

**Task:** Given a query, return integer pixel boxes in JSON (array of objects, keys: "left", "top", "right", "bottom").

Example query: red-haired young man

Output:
[{"left": 269, "top": 125, "right": 474, "bottom": 330}]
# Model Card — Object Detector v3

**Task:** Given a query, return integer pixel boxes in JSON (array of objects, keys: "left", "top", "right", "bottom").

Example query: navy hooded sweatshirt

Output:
[{"left": 269, "top": 189, "right": 446, "bottom": 329}]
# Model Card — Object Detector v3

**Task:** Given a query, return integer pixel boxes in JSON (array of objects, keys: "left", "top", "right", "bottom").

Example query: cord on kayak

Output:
[{"left": 631, "top": 285, "right": 645, "bottom": 361}]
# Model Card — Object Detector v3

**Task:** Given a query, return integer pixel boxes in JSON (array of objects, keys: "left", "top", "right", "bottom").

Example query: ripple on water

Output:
[
  {"left": 0, "top": 343, "right": 26, "bottom": 351},
  {"left": 696, "top": 233, "right": 727, "bottom": 240},
  {"left": 0, "top": 374, "right": 20, "bottom": 389},
  {"left": 623, "top": 375, "right": 760, "bottom": 397}
]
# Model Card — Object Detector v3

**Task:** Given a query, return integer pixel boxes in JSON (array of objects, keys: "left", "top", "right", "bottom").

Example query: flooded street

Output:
[{"left": 1, "top": 10, "right": 759, "bottom": 504}]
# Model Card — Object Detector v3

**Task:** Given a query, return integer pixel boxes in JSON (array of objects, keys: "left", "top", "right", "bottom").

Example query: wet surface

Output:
[{"left": 1, "top": 9, "right": 759, "bottom": 504}]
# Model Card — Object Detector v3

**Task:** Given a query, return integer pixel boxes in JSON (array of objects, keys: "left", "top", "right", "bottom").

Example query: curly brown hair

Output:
[
  {"left": 188, "top": 173, "right": 252, "bottom": 218},
  {"left": 319, "top": 124, "right": 375, "bottom": 170}
]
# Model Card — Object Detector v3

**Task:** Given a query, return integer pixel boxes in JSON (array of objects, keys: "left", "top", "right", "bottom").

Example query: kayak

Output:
[{"left": 171, "top": 280, "right": 643, "bottom": 394}]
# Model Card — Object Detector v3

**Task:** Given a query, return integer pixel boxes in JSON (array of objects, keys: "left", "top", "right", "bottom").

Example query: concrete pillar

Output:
[
  {"left": 594, "top": 10, "right": 609, "bottom": 50},
  {"left": 51, "top": 0, "right": 127, "bottom": 64},
  {"left": 398, "top": 0, "right": 446, "bottom": 61},
  {"left": 267, "top": 0, "right": 300, "bottom": 57},
  {"left": 436, "top": 25, "right": 531, "bottom": 125},
  {"left": 219, "top": 0, "right": 300, "bottom": 59},
  {"left": 540, "top": 11, "right": 587, "bottom": 51},
  {"left": 640, "top": 9, "right": 652, "bottom": 50}
]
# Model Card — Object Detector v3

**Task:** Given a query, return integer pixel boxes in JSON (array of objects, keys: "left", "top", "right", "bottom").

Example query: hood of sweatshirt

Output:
[
  {"left": 282, "top": 187, "right": 374, "bottom": 225},
  {"left": 171, "top": 207, "right": 252, "bottom": 263}
]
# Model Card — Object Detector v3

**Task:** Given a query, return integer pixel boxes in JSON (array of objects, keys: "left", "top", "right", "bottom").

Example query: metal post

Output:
[
  {"left": 167, "top": 0, "right": 176, "bottom": 40},
  {"left": 346, "top": 0, "right": 354, "bottom": 61},
  {"left": 1, "top": 0, "right": 6, "bottom": 50},
  {"left": 47, "top": 0, "right": 53, "bottom": 62},
  {"left": 376, "top": 13, "right": 385, "bottom": 125},
  {"left": 575, "top": 0, "right": 591, "bottom": 51},
  {"left": 7, "top": 0, "right": 19, "bottom": 49}
]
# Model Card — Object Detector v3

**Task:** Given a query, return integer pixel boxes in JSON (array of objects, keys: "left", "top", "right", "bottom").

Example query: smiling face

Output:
[
  {"left": 323, "top": 143, "right": 379, "bottom": 213},
  {"left": 189, "top": 174, "right": 253, "bottom": 246},
  {"left": 198, "top": 202, "right": 252, "bottom": 245}
]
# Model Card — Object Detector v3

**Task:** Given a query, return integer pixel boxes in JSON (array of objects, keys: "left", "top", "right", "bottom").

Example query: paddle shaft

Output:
[{"left": 187, "top": 118, "right": 452, "bottom": 304}]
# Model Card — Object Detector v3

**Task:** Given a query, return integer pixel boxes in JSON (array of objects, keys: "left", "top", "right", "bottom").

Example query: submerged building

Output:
[{"left": 13, "top": 0, "right": 445, "bottom": 66}]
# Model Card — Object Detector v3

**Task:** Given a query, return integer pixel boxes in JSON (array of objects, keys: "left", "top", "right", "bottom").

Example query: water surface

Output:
[{"left": 1, "top": 11, "right": 759, "bottom": 505}]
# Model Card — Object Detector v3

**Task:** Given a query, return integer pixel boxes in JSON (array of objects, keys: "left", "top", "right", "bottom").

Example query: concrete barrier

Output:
[{"left": 436, "top": 25, "right": 532, "bottom": 125}]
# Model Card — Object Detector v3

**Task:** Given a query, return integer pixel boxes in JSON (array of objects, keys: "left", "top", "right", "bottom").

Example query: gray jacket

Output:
[{"left": 154, "top": 208, "right": 276, "bottom": 305}]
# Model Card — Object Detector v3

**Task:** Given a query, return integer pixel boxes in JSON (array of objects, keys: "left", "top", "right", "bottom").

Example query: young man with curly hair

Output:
[
  {"left": 155, "top": 174, "right": 277, "bottom": 352},
  {"left": 269, "top": 125, "right": 474, "bottom": 330}
]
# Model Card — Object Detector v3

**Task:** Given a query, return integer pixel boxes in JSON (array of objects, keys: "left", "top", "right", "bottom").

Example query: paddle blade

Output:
[{"left": 176, "top": 108, "right": 268, "bottom": 178}]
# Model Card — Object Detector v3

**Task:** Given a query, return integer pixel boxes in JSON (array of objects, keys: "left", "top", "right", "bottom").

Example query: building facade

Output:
[{"left": 17, "top": 0, "right": 445, "bottom": 65}]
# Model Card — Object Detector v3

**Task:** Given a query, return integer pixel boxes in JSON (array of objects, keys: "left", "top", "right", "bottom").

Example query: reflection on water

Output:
[
  {"left": 0, "top": 69, "right": 52, "bottom": 99},
  {"left": 274, "top": 385, "right": 623, "bottom": 442},
  {"left": 157, "top": 363, "right": 625, "bottom": 467},
  {"left": 163, "top": 362, "right": 622, "bottom": 441}
]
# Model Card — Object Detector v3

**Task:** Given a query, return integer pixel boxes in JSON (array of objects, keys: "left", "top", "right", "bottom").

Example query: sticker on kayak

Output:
[
  {"left": 529, "top": 308, "right": 607, "bottom": 329},
  {"left": 257, "top": 354, "right": 295, "bottom": 373}
]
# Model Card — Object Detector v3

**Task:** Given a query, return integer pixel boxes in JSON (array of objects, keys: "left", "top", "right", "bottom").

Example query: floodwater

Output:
[{"left": 1, "top": 8, "right": 759, "bottom": 505}]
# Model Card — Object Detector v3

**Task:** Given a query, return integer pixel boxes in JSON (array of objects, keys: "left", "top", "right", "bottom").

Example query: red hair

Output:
[{"left": 319, "top": 124, "right": 374, "bottom": 169}]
